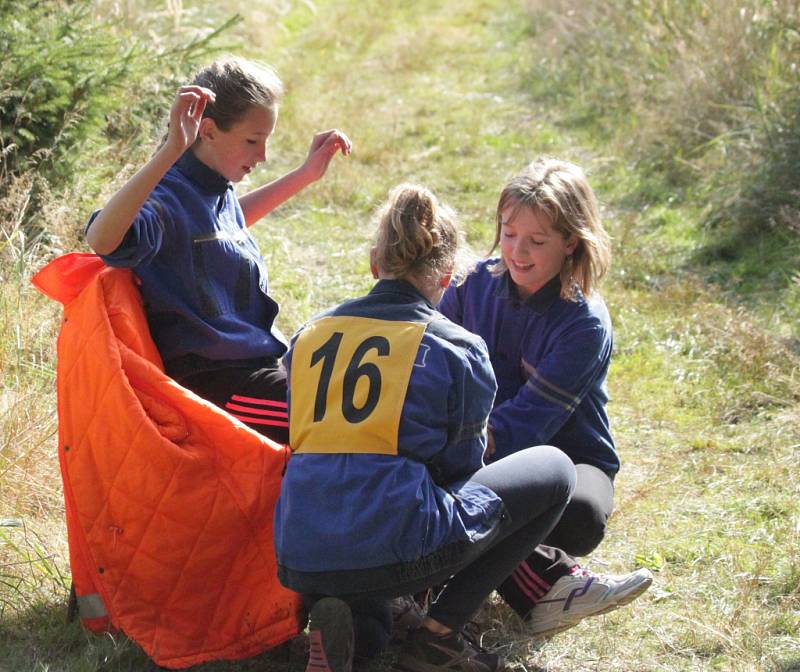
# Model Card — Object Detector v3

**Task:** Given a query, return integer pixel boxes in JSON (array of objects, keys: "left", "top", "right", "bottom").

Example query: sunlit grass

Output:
[{"left": 1, "top": 0, "right": 798, "bottom": 670}]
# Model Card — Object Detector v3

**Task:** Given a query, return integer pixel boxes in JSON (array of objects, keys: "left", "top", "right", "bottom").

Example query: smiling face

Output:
[
  {"left": 499, "top": 203, "right": 577, "bottom": 298},
  {"left": 195, "top": 104, "right": 277, "bottom": 182}
]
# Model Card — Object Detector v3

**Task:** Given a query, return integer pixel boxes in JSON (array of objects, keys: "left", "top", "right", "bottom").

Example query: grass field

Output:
[{"left": 1, "top": 0, "right": 798, "bottom": 670}]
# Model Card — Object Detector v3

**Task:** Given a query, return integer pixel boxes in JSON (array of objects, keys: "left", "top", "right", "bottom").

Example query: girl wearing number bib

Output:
[{"left": 274, "top": 185, "right": 577, "bottom": 672}]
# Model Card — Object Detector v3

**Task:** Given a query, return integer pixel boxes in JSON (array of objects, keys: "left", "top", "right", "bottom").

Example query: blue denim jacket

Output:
[
  {"left": 90, "top": 150, "right": 287, "bottom": 379},
  {"left": 439, "top": 259, "right": 618, "bottom": 474},
  {"left": 275, "top": 280, "right": 503, "bottom": 587}
]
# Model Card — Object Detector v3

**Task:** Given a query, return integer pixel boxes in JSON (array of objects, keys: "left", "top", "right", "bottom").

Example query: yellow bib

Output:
[{"left": 290, "top": 316, "right": 426, "bottom": 455}]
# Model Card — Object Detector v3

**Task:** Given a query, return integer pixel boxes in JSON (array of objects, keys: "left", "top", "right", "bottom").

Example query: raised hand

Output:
[
  {"left": 165, "top": 86, "right": 216, "bottom": 155},
  {"left": 300, "top": 129, "right": 352, "bottom": 182}
]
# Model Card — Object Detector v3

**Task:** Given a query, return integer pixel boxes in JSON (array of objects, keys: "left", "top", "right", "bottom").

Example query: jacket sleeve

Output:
[
  {"left": 428, "top": 339, "right": 497, "bottom": 483},
  {"left": 489, "top": 315, "right": 611, "bottom": 456},
  {"left": 89, "top": 192, "right": 173, "bottom": 268}
]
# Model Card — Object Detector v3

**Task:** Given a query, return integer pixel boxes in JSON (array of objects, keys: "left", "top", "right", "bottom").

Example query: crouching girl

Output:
[
  {"left": 275, "top": 184, "right": 577, "bottom": 672},
  {"left": 438, "top": 158, "right": 652, "bottom": 638}
]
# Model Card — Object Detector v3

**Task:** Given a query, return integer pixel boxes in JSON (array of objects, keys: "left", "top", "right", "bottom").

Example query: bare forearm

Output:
[
  {"left": 239, "top": 165, "right": 316, "bottom": 226},
  {"left": 86, "top": 145, "right": 182, "bottom": 255},
  {"left": 241, "top": 129, "right": 351, "bottom": 226}
]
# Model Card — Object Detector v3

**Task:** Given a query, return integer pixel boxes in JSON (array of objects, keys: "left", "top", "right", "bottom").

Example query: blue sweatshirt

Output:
[
  {"left": 91, "top": 150, "right": 287, "bottom": 380},
  {"left": 275, "top": 280, "right": 504, "bottom": 595},
  {"left": 438, "top": 259, "right": 618, "bottom": 474}
]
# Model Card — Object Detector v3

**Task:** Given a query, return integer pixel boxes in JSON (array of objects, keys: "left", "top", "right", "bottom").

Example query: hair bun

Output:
[{"left": 373, "top": 183, "right": 459, "bottom": 280}]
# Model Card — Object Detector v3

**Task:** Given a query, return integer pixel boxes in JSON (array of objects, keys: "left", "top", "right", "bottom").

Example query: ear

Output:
[
  {"left": 565, "top": 235, "right": 578, "bottom": 256},
  {"left": 438, "top": 268, "right": 453, "bottom": 289},
  {"left": 198, "top": 117, "right": 219, "bottom": 143},
  {"left": 369, "top": 247, "right": 379, "bottom": 279}
]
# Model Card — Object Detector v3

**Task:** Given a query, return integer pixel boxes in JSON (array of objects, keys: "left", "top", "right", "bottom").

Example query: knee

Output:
[
  {"left": 538, "top": 445, "right": 577, "bottom": 504},
  {"left": 351, "top": 599, "right": 392, "bottom": 659},
  {"left": 550, "top": 496, "right": 609, "bottom": 557}
]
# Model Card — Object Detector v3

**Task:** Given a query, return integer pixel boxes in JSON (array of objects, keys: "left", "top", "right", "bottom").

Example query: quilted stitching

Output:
[{"left": 33, "top": 254, "right": 304, "bottom": 669}]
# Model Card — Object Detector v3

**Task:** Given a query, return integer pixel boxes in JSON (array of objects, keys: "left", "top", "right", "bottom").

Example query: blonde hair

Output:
[
  {"left": 191, "top": 56, "right": 283, "bottom": 130},
  {"left": 491, "top": 158, "right": 611, "bottom": 300},
  {"left": 373, "top": 184, "right": 459, "bottom": 282}
]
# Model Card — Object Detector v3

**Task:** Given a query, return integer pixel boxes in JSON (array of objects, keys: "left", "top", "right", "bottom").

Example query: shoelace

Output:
[{"left": 458, "top": 627, "right": 493, "bottom": 656}]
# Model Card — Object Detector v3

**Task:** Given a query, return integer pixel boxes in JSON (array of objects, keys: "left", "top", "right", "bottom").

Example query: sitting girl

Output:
[
  {"left": 275, "top": 184, "right": 577, "bottom": 672},
  {"left": 438, "top": 158, "right": 652, "bottom": 637},
  {"left": 86, "top": 56, "right": 350, "bottom": 444}
]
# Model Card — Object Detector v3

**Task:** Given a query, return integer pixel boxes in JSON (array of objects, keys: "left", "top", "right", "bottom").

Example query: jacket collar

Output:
[
  {"left": 176, "top": 149, "right": 232, "bottom": 195},
  {"left": 369, "top": 278, "right": 433, "bottom": 308},
  {"left": 494, "top": 270, "right": 561, "bottom": 313}
]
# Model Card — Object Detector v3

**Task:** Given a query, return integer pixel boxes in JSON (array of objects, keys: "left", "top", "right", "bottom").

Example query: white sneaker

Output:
[{"left": 527, "top": 567, "right": 653, "bottom": 637}]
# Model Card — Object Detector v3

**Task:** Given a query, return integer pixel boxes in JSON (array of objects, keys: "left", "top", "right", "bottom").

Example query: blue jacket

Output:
[
  {"left": 438, "top": 260, "right": 618, "bottom": 474},
  {"left": 274, "top": 280, "right": 504, "bottom": 595},
  {"left": 90, "top": 150, "right": 287, "bottom": 380}
]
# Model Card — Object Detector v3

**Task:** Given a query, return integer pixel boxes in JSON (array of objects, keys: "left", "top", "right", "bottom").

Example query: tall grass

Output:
[{"left": 524, "top": 0, "right": 800, "bottom": 235}]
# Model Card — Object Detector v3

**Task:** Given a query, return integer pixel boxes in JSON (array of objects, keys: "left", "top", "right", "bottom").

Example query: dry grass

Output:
[
  {"left": 1, "top": 0, "right": 799, "bottom": 670},
  {"left": 525, "top": 0, "right": 800, "bottom": 241}
]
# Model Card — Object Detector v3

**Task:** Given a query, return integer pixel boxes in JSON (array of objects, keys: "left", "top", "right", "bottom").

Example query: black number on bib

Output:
[
  {"left": 342, "top": 336, "right": 389, "bottom": 423},
  {"left": 310, "top": 331, "right": 343, "bottom": 422},
  {"left": 310, "top": 333, "right": 391, "bottom": 424}
]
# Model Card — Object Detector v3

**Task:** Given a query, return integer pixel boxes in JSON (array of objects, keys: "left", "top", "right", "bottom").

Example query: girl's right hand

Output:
[
  {"left": 164, "top": 86, "right": 216, "bottom": 155},
  {"left": 485, "top": 429, "right": 496, "bottom": 459}
]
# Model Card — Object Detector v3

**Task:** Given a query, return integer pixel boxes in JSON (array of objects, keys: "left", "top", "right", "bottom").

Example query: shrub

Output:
[{"left": 0, "top": 0, "right": 237, "bottom": 248}]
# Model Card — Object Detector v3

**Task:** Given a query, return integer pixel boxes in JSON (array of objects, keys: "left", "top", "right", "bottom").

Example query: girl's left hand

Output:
[{"left": 301, "top": 129, "right": 352, "bottom": 182}]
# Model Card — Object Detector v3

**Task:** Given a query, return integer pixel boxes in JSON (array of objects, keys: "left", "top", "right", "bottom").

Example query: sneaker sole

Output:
[
  {"left": 395, "top": 654, "right": 504, "bottom": 672},
  {"left": 307, "top": 598, "right": 354, "bottom": 672},
  {"left": 531, "top": 574, "right": 654, "bottom": 639}
]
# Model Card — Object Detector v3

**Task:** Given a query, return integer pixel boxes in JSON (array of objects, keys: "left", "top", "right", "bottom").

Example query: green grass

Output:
[{"left": 1, "top": 0, "right": 799, "bottom": 670}]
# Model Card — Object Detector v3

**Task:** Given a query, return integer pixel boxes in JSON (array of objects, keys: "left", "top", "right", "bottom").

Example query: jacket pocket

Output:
[{"left": 191, "top": 231, "right": 261, "bottom": 319}]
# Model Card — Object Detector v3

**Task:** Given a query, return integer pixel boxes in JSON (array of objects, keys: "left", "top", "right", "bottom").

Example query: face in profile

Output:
[{"left": 200, "top": 105, "right": 277, "bottom": 182}]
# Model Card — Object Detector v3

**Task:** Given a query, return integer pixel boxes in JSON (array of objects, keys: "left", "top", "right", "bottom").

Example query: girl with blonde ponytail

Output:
[
  {"left": 275, "top": 184, "right": 577, "bottom": 672},
  {"left": 370, "top": 184, "right": 458, "bottom": 303}
]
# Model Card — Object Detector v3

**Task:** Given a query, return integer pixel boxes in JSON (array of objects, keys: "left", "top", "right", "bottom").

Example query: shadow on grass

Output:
[
  {"left": 0, "top": 598, "right": 305, "bottom": 672},
  {"left": 615, "top": 194, "right": 800, "bottom": 344},
  {"left": 0, "top": 599, "right": 145, "bottom": 671},
  {"left": 0, "top": 600, "right": 544, "bottom": 672},
  {"left": 688, "top": 224, "right": 800, "bottom": 337},
  {"left": 693, "top": 225, "right": 798, "bottom": 287}
]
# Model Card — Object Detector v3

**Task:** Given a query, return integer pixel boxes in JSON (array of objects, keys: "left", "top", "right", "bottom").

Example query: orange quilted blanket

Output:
[{"left": 32, "top": 253, "right": 304, "bottom": 668}]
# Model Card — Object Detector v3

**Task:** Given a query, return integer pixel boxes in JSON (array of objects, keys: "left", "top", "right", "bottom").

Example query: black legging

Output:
[
  {"left": 306, "top": 445, "right": 576, "bottom": 655},
  {"left": 497, "top": 462, "right": 615, "bottom": 618},
  {"left": 429, "top": 445, "right": 576, "bottom": 628}
]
